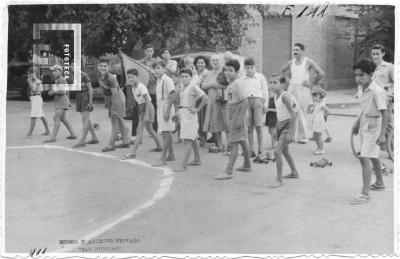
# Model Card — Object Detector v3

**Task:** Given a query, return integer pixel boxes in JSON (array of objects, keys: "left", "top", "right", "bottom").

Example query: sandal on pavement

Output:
[
  {"left": 66, "top": 135, "right": 78, "bottom": 140},
  {"left": 370, "top": 183, "right": 385, "bottom": 191},
  {"left": 235, "top": 166, "right": 252, "bottom": 172},
  {"left": 152, "top": 161, "right": 167, "bottom": 167},
  {"left": 120, "top": 154, "right": 136, "bottom": 160},
  {"left": 268, "top": 181, "right": 284, "bottom": 189},
  {"left": 115, "top": 143, "right": 130, "bottom": 148},
  {"left": 150, "top": 147, "right": 163, "bottom": 152},
  {"left": 283, "top": 173, "right": 299, "bottom": 179},
  {"left": 86, "top": 139, "right": 99, "bottom": 144},
  {"left": 350, "top": 193, "right": 371, "bottom": 205},
  {"left": 102, "top": 146, "right": 115, "bottom": 152},
  {"left": 72, "top": 143, "right": 86, "bottom": 148},
  {"left": 44, "top": 138, "right": 56, "bottom": 143},
  {"left": 187, "top": 160, "right": 201, "bottom": 166},
  {"left": 214, "top": 173, "right": 233, "bottom": 180}
]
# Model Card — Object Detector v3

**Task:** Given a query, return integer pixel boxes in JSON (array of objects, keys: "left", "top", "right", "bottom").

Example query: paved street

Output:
[{"left": 5, "top": 99, "right": 394, "bottom": 254}]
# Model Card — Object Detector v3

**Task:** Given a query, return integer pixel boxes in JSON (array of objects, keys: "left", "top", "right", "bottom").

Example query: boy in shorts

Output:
[
  {"left": 268, "top": 74, "right": 299, "bottom": 188},
  {"left": 215, "top": 59, "right": 251, "bottom": 180},
  {"left": 152, "top": 60, "right": 176, "bottom": 166},
  {"left": 120, "top": 68, "right": 162, "bottom": 159},
  {"left": 173, "top": 69, "right": 208, "bottom": 172},
  {"left": 26, "top": 68, "right": 50, "bottom": 137},
  {"left": 44, "top": 65, "right": 77, "bottom": 143},
  {"left": 72, "top": 71, "right": 99, "bottom": 148},
  {"left": 351, "top": 59, "right": 388, "bottom": 204},
  {"left": 98, "top": 58, "right": 131, "bottom": 152}
]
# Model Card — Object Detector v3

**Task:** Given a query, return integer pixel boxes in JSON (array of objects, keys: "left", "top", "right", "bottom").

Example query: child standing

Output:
[
  {"left": 351, "top": 59, "right": 387, "bottom": 204},
  {"left": 215, "top": 59, "right": 251, "bottom": 180},
  {"left": 310, "top": 88, "right": 330, "bottom": 155},
  {"left": 268, "top": 74, "right": 299, "bottom": 188},
  {"left": 152, "top": 60, "right": 176, "bottom": 166},
  {"left": 173, "top": 69, "right": 208, "bottom": 172},
  {"left": 120, "top": 69, "right": 162, "bottom": 159},
  {"left": 26, "top": 68, "right": 50, "bottom": 137}
]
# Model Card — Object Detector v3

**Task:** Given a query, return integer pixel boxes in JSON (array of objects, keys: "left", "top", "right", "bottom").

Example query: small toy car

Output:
[{"left": 310, "top": 158, "right": 333, "bottom": 168}]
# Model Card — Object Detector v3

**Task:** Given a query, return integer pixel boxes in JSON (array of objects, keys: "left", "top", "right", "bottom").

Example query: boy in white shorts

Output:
[
  {"left": 173, "top": 69, "right": 208, "bottom": 172},
  {"left": 26, "top": 68, "right": 50, "bottom": 137},
  {"left": 152, "top": 60, "right": 176, "bottom": 166},
  {"left": 351, "top": 59, "right": 388, "bottom": 205}
]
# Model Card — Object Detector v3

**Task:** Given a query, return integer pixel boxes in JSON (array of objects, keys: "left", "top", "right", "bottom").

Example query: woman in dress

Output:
[{"left": 193, "top": 55, "right": 209, "bottom": 146}]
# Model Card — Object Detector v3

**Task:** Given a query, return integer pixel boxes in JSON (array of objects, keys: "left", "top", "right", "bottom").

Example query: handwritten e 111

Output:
[{"left": 283, "top": 5, "right": 328, "bottom": 18}]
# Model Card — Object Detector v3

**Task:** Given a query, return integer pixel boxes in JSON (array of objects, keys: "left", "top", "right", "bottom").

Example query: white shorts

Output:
[
  {"left": 157, "top": 100, "right": 175, "bottom": 132},
  {"left": 30, "top": 95, "right": 44, "bottom": 118},
  {"left": 360, "top": 117, "right": 382, "bottom": 158},
  {"left": 179, "top": 108, "right": 198, "bottom": 140}
]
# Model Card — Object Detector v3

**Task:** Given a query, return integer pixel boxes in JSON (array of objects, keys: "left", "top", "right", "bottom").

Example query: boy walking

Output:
[
  {"left": 72, "top": 71, "right": 99, "bottom": 148},
  {"left": 152, "top": 60, "right": 176, "bottom": 166},
  {"left": 44, "top": 65, "right": 76, "bottom": 143},
  {"left": 351, "top": 59, "right": 388, "bottom": 204},
  {"left": 173, "top": 69, "right": 208, "bottom": 172},
  {"left": 268, "top": 74, "right": 299, "bottom": 188},
  {"left": 120, "top": 68, "right": 162, "bottom": 159},
  {"left": 215, "top": 59, "right": 251, "bottom": 180}
]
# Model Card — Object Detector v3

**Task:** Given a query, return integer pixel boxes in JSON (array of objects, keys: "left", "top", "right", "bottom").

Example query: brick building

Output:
[{"left": 239, "top": 5, "right": 358, "bottom": 90}]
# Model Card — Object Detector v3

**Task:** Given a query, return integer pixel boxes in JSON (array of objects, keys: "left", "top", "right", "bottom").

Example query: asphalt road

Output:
[{"left": 4, "top": 100, "right": 394, "bottom": 254}]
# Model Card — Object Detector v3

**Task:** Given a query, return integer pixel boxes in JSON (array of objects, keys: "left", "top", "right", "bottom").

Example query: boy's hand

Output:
[
  {"left": 188, "top": 107, "right": 198, "bottom": 114},
  {"left": 48, "top": 90, "right": 54, "bottom": 96},
  {"left": 352, "top": 122, "right": 360, "bottom": 135},
  {"left": 263, "top": 107, "right": 268, "bottom": 113},
  {"left": 163, "top": 111, "right": 170, "bottom": 122},
  {"left": 86, "top": 102, "right": 93, "bottom": 110},
  {"left": 376, "top": 135, "right": 386, "bottom": 146},
  {"left": 302, "top": 80, "right": 311, "bottom": 88}
]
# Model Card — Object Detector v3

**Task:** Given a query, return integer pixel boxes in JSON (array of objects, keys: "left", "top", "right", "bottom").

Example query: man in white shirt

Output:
[{"left": 241, "top": 57, "right": 269, "bottom": 157}]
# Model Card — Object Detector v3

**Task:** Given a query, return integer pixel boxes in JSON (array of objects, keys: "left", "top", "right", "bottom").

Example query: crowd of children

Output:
[{"left": 25, "top": 43, "right": 393, "bottom": 205}]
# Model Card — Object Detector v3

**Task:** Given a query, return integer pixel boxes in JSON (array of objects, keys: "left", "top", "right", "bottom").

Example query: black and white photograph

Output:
[{"left": 1, "top": 1, "right": 398, "bottom": 257}]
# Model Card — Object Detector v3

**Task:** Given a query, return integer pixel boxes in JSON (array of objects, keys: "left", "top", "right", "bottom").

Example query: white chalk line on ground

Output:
[{"left": 6, "top": 144, "right": 175, "bottom": 252}]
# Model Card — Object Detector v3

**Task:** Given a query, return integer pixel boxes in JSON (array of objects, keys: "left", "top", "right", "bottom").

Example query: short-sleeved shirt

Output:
[
  {"left": 132, "top": 82, "right": 151, "bottom": 105},
  {"left": 156, "top": 74, "right": 175, "bottom": 104},
  {"left": 80, "top": 71, "right": 91, "bottom": 92},
  {"left": 373, "top": 61, "right": 394, "bottom": 91},
  {"left": 227, "top": 78, "right": 247, "bottom": 105},
  {"left": 54, "top": 76, "right": 68, "bottom": 92},
  {"left": 360, "top": 80, "right": 387, "bottom": 117},
  {"left": 28, "top": 78, "right": 43, "bottom": 95},
  {"left": 99, "top": 72, "right": 119, "bottom": 96},
  {"left": 179, "top": 83, "right": 205, "bottom": 109}
]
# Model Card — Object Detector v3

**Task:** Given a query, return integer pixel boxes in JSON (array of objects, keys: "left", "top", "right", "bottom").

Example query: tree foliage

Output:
[
  {"left": 8, "top": 4, "right": 270, "bottom": 61},
  {"left": 345, "top": 5, "right": 394, "bottom": 62}
]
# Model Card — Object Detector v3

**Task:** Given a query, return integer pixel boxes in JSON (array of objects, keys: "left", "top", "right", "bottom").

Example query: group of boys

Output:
[{"left": 26, "top": 42, "right": 393, "bottom": 205}]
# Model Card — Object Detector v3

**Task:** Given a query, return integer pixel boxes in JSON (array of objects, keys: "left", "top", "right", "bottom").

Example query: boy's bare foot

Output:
[
  {"left": 152, "top": 160, "right": 167, "bottom": 167},
  {"left": 86, "top": 139, "right": 99, "bottom": 144},
  {"left": 66, "top": 135, "right": 78, "bottom": 140},
  {"left": 187, "top": 160, "right": 201, "bottom": 166},
  {"left": 120, "top": 154, "right": 136, "bottom": 160},
  {"left": 268, "top": 180, "right": 284, "bottom": 188},
  {"left": 101, "top": 146, "right": 115, "bottom": 152},
  {"left": 44, "top": 138, "right": 56, "bottom": 143},
  {"left": 214, "top": 173, "right": 233, "bottom": 180},
  {"left": 235, "top": 165, "right": 252, "bottom": 172},
  {"left": 150, "top": 147, "right": 162, "bottom": 152},
  {"left": 72, "top": 143, "right": 85, "bottom": 148},
  {"left": 166, "top": 156, "right": 175, "bottom": 161},
  {"left": 42, "top": 132, "right": 50, "bottom": 136},
  {"left": 283, "top": 173, "right": 299, "bottom": 179}
]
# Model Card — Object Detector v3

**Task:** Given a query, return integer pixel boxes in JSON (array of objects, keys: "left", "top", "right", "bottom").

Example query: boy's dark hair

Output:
[
  {"left": 294, "top": 43, "right": 305, "bottom": 51},
  {"left": 244, "top": 57, "right": 255, "bottom": 66},
  {"left": 98, "top": 57, "right": 110, "bottom": 65},
  {"left": 127, "top": 68, "right": 139, "bottom": 76},
  {"left": 194, "top": 55, "right": 209, "bottom": 69},
  {"left": 143, "top": 44, "right": 154, "bottom": 50},
  {"left": 225, "top": 59, "right": 240, "bottom": 72},
  {"left": 152, "top": 59, "right": 166, "bottom": 68},
  {"left": 162, "top": 48, "right": 171, "bottom": 54},
  {"left": 179, "top": 68, "right": 193, "bottom": 77},
  {"left": 352, "top": 59, "right": 376, "bottom": 75},
  {"left": 371, "top": 44, "right": 386, "bottom": 53},
  {"left": 270, "top": 73, "right": 286, "bottom": 84}
]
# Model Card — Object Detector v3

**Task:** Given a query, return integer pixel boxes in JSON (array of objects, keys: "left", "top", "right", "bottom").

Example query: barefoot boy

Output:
[
  {"left": 152, "top": 60, "right": 176, "bottom": 166},
  {"left": 98, "top": 58, "right": 130, "bottom": 152},
  {"left": 120, "top": 68, "right": 162, "bottom": 159},
  {"left": 26, "top": 68, "right": 50, "bottom": 137},
  {"left": 44, "top": 64, "right": 77, "bottom": 143},
  {"left": 268, "top": 74, "right": 299, "bottom": 188},
  {"left": 173, "top": 69, "right": 208, "bottom": 172},
  {"left": 351, "top": 59, "right": 388, "bottom": 204},
  {"left": 72, "top": 70, "right": 99, "bottom": 148},
  {"left": 215, "top": 59, "right": 251, "bottom": 180}
]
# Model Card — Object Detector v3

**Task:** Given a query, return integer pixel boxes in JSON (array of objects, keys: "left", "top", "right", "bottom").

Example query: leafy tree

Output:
[{"left": 8, "top": 4, "right": 270, "bottom": 61}]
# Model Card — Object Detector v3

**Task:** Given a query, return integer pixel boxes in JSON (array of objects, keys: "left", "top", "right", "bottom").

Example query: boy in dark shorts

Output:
[
  {"left": 265, "top": 96, "right": 277, "bottom": 150},
  {"left": 351, "top": 59, "right": 387, "bottom": 204},
  {"left": 268, "top": 74, "right": 299, "bottom": 188},
  {"left": 72, "top": 71, "right": 99, "bottom": 148},
  {"left": 215, "top": 59, "right": 251, "bottom": 180},
  {"left": 44, "top": 65, "right": 77, "bottom": 143},
  {"left": 120, "top": 68, "right": 162, "bottom": 159},
  {"left": 98, "top": 58, "right": 130, "bottom": 152}
]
